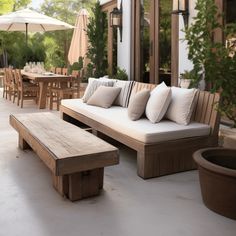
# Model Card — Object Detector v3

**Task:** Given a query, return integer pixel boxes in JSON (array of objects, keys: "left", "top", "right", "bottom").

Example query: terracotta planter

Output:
[
  {"left": 219, "top": 127, "right": 236, "bottom": 149},
  {"left": 193, "top": 148, "right": 236, "bottom": 220},
  {"left": 179, "top": 79, "right": 191, "bottom": 89}
]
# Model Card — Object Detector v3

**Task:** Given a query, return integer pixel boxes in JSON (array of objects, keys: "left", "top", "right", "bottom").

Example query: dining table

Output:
[{"left": 21, "top": 71, "right": 72, "bottom": 109}]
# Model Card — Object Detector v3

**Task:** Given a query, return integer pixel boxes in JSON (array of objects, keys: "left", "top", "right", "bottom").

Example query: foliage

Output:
[
  {"left": 113, "top": 67, "right": 128, "bottom": 81},
  {"left": 185, "top": 0, "right": 236, "bottom": 127},
  {"left": 41, "top": 0, "right": 95, "bottom": 68},
  {"left": 85, "top": 62, "right": 94, "bottom": 80},
  {"left": 180, "top": 70, "right": 193, "bottom": 80},
  {"left": 68, "top": 56, "right": 84, "bottom": 74},
  {"left": 159, "top": 0, "right": 171, "bottom": 69},
  {"left": 86, "top": 1, "right": 108, "bottom": 78},
  {"left": 0, "top": 0, "right": 32, "bottom": 67}
]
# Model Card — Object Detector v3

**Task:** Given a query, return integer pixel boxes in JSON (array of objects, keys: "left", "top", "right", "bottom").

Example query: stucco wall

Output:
[
  {"left": 178, "top": 0, "right": 197, "bottom": 76},
  {"left": 117, "top": 0, "right": 131, "bottom": 78},
  {"left": 100, "top": 0, "right": 131, "bottom": 79}
]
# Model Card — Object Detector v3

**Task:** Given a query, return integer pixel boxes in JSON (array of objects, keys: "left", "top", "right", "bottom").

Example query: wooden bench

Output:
[{"left": 10, "top": 112, "right": 119, "bottom": 201}]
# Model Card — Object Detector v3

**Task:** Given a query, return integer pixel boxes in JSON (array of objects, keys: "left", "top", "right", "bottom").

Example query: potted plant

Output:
[
  {"left": 185, "top": 0, "right": 236, "bottom": 130},
  {"left": 179, "top": 70, "right": 193, "bottom": 89},
  {"left": 113, "top": 67, "right": 128, "bottom": 81},
  {"left": 185, "top": 0, "right": 236, "bottom": 219}
]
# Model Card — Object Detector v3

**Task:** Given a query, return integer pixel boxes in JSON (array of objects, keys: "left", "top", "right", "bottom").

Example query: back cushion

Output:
[
  {"left": 82, "top": 78, "right": 114, "bottom": 103},
  {"left": 113, "top": 80, "right": 134, "bottom": 107},
  {"left": 166, "top": 87, "right": 198, "bottom": 125}
]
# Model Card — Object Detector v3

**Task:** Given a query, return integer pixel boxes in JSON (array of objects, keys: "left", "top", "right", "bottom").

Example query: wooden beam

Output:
[{"left": 171, "top": 14, "right": 179, "bottom": 86}]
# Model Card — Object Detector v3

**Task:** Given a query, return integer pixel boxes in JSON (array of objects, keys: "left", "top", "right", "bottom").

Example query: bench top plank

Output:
[{"left": 10, "top": 113, "right": 119, "bottom": 175}]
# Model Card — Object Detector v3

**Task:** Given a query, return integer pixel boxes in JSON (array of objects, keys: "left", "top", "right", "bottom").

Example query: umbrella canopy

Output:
[
  {"left": 0, "top": 8, "right": 74, "bottom": 44},
  {"left": 68, "top": 9, "right": 89, "bottom": 65},
  {"left": 0, "top": 8, "right": 74, "bottom": 32}
]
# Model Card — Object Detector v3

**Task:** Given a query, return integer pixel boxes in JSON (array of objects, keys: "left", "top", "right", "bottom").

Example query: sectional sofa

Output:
[{"left": 60, "top": 80, "right": 220, "bottom": 179}]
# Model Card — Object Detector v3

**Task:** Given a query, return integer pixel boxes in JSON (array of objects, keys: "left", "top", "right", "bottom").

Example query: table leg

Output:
[
  {"left": 52, "top": 168, "right": 104, "bottom": 201},
  {"left": 19, "top": 135, "right": 31, "bottom": 150},
  {"left": 38, "top": 82, "right": 48, "bottom": 109}
]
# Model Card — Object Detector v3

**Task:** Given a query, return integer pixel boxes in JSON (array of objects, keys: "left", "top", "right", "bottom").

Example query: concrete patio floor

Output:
[{"left": 0, "top": 88, "right": 235, "bottom": 236}]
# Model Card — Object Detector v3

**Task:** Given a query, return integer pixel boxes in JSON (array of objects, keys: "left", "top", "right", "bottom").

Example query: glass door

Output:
[{"left": 133, "top": 0, "right": 173, "bottom": 85}]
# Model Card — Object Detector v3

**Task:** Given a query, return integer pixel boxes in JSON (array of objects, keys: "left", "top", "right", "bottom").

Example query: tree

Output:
[
  {"left": 86, "top": 1, "right": 108, "bottom": 77},
  {"left": 0, "top": 0, "right": 31, "bottom": 67},
  {"left": 41, "top": 0, "right": 95, "bottom": 67},
  {"left": 185, "top": 0, "right": 236, "bottom": 127}
]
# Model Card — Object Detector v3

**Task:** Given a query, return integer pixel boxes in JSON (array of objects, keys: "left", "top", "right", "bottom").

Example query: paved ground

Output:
[{"left": 0, "top": 89, "right": 235, "bottom": 236}]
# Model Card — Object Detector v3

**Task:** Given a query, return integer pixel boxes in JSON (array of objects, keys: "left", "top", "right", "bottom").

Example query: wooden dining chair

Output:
[
  {"left": 49, "top": 70, "right": 81, "bottom": 110},
  {"left": 50, "top": 67, "right": 56, "bottom": 73},
  {"left": 8, "top": 68, "right": 18, "bottom": 103},
  {"left": 3, "top": 68, "right": 17, "bottom": 102},
  {"left": 3, "top": 68, "right": 10, "bottom": 99},
  {"left": 55, "top": 67, "right": 62, "bottom": 75},
  {"left": 62, "top": 68, "right": 68, "bottom": 75},
  {"left": 15, "top": 69, "right": 39, "bottom": 108}
]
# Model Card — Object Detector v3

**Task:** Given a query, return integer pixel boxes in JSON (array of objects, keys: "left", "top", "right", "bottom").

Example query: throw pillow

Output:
[
  {"left": 87, "top": 86, "right": 121, "bottom": 108},
  {"left": 128, "top": 89, "right": 150, "bottom": 121},
  {"left": 82, "top": 78, "right": 114, "bottom": 103},
  {"left": 166, "top": 87, "right": 198, "bottom": 125},
  {"left": 113, "top": 80, "right": 134, "bottom": 107},
  {"left": 145, "top": 86, "right": 172, "bottom": 123}
]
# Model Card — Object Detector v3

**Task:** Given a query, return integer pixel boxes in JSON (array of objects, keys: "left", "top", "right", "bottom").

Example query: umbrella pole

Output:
[{"left": 25, "top": 23, "right": 28, "bottom": 46}]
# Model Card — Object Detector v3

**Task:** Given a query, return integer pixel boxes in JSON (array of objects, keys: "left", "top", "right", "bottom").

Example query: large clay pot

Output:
[{"left": 193, "top": 148, "right": 236, "bottom": 220}]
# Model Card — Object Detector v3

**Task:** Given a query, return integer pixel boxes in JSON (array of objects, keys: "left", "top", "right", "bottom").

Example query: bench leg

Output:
[
  {"left": 19, "top": 135, "right": 31, "bottom": 150},
  {"left": 53, "top": 168, "right": 104, "bottom": 201}
]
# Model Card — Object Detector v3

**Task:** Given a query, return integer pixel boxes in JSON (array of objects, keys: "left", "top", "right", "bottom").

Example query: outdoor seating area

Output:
[
  {"left": 0, "top": 0, "right": 236, "bottom": 235},
  {"left": 2, "top": 67, "right": 83, "bottom": 109}
]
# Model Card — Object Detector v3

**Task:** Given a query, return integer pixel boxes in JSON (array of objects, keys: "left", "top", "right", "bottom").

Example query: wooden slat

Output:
[
  {"left": 205, "top": 93, "right": 215, "bottom": 125},
  {"left": 194, "top": 91, "right": 205, "bottom": 122},
  {"left": 129, "top": 82, "right": 156, "bottom": 100},
  {"left": 200, "top": 92, "right": 210, "bottom": 123}
]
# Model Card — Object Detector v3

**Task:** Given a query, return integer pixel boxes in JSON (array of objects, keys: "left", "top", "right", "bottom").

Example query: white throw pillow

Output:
[
  {"left": 82, "top": 78, "right": 114, "bottom": 103},
  {"left": 113, "top": 80, "right": 134, "bottom": 107},
  {"left": 145, "top": 86, "right": 172, "bottom": 123},
  {"left": 87, "top": 86, "right": 121, "bottom": 108},
  {"left": 166, "top": 87, "right": 198, "bottom": 125}
]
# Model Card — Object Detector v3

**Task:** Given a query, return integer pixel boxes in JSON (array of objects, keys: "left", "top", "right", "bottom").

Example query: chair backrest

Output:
[
  {"left": 13, "top": 70, "right": 20, "bottom": 87},
  {"left": 56, "top": 67, "right": 62, "bottom": 75},
  {"left": 71, "top": 70, "right": 79, "bottom": 78},
  {"left": 50, "top": 67, "right": 56, "bottom": 73},
  {"left": 62, "top": 68, "right": 68, "bottom": 76},
  {"left": 4, "top": 68, "right": 13, "bottom": 85},
  {"left": 8, "top": 68, "right": 16, "bottom": 85},
  {"left": 15, "top": 69, "right": 24, "bottom": 88}
]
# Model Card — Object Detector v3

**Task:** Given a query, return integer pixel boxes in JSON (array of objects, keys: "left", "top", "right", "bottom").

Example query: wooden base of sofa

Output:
[{"left": 137, "top": 136, "right": 218, "bottom": 179}]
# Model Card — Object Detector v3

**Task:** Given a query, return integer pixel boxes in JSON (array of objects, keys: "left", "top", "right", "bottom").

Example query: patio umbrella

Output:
[
  {"left": 0, "top": 8, "right": 74, "bottom": 45},
  {"left": 68, "top": 9, "right": 89, "bottom": 65}
]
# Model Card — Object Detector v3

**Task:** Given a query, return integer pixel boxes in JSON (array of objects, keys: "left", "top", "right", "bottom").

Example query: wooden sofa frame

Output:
[{"left": 60, "top": 83, "right": 221, "bottom": 179}]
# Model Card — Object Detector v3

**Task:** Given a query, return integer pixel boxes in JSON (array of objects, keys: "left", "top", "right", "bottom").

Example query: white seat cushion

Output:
[{"left": 61, "top": 99, "right": 211, "bottom": 144}]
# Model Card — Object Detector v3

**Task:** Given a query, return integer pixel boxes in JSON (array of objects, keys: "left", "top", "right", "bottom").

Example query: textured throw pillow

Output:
[
  {"left": 87, "top": 86, "right": 121, "bottom": 108},
  {"left": 166, "top": 87, "right": 198, "bottom": 125},
  {"left": 113, "top": 80, "right": 134, "bottom": 107},
  {"left": 145, "top": 86, "right": 172, "bottom": 123},
  {"left": 82, "top": 78, "right": 114, "bottom": 103},
  {"left": 128, "top": 89, "right": 150, "bottom": 121}
]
